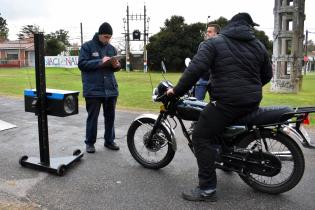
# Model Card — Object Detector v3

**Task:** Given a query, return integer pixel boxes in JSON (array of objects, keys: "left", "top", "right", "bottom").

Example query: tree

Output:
[
  {"left": 45, "top": 39, "right": 66, "bottom": 56},
  {"left": 44, "top": 29, "right": 70, "bottom": 56},
  {"left": 209, "top": 16, "right": 229, "bottom": 28},
  {"left": 147, "top": 16, "right": 204, "bottom": 71},
  {"left": 17, "top": 25, "right": 41, "bottom": 40},
  {"left": 0, "top": 13, "right": 9, "bottom": 40},
  {"left": 147, "top": 16, "right": 273, "bottom": 71},
  {"left": 254, "top": 30, "right": 273, "bottom": 55},
  {"left": 45, "top": 29, "right": 70, "bottom": 46},
  {"left": 307, "top": 39, "right": 315, "bottom": 53}
]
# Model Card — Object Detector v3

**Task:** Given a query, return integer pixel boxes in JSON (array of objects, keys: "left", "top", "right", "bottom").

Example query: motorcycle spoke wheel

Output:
[
  {"left": 246, "top": 138, "right": 294, "bottom": 186},
  {"left": 127, "top": 118, "right": 175, "bottom": 169},
  {"left": 136, "top": 124, "right": 168, "bottom": 163},
  {"left": 238, "top": 130, "right": 305, "bottom": 194}
]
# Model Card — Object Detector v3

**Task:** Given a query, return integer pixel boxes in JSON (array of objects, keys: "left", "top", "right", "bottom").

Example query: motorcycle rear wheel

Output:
[
  {"left": 127, "top": 118, "right": 175, "bottom": 169},
  {"left": 238, "top": 130, "right": 305, "bottom": 194}
]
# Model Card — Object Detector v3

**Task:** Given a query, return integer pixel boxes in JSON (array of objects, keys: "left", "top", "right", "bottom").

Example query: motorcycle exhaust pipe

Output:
[{"left": 271, "top": 151, "right": 293, "bottom": 161}]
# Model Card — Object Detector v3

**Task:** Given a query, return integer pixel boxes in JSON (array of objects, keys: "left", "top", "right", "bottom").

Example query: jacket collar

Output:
[{"left": 93, "top": 33, "right": 109, "bottom": 46}]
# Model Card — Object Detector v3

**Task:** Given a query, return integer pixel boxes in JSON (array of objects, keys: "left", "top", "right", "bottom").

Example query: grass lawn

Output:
[
  {"left": 0, "top": 67, "right": 180, "bottom": 111},
  {"left": 0, "top": 67, "right": 314, "bottom": 114}
]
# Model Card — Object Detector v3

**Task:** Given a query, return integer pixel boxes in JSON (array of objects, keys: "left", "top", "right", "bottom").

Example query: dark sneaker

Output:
[
  {"left": 182, "top": 187, "right": 217, "bottom": 202},
  {"left": 86, "top": 145, "right": 95, "bottom": 153},
  {"left": 104, "top": 142, "right": 120, "bottom": 151}
]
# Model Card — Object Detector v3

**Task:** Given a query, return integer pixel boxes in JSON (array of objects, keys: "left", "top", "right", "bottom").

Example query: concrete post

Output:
[{"left": 271, "top": 0, "right": 305, "bottom": 93}]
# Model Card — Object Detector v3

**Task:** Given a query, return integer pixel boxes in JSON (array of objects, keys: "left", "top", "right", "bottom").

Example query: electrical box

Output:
[
  {"left": 24, "top": 89, "right": 79, "bottom": 117},
  {"left": 133, "top": 30, "right": 141, "bottom": 40}
]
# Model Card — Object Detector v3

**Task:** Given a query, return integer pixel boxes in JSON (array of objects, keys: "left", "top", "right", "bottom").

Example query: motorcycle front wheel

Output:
[
  {"left": 127, "top": 117, "right": 175, "bottom": 169},
  {"left": 238, "top": 130, "right": 305, "bottom": 194}
]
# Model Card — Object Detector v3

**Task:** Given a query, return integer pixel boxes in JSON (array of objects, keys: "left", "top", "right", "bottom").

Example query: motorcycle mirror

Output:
[
  {"left": 161, "top": 61, "right": 167, "bottom": 73},
  {"left": 185, "top": 58, "right": 191, "bottom": 67}
]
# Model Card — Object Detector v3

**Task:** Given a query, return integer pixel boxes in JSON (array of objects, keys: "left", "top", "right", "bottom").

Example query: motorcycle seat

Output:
[{"left": 234, "top": 106, "right": 294, "bottom": 126}]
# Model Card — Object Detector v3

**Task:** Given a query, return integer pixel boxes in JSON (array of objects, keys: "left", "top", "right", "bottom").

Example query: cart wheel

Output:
[
  {"left": 19, "top": 155, "right": 28, "bottom": 166},
  {"left": 73, "top": 149, "right": 81, "bottom": 156},
  {"left": 57, "top": 165, "right": 66, "bottom": 176}
]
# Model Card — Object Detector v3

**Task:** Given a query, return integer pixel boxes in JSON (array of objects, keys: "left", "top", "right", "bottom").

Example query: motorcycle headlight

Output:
[
  {"left": 153, "top": 81, "right": 174, "bottom": 102},
  {"left": 152, "top": 88, "right": 158, "bottom": 101},
  {"left": 157, "top": 81, "right": 173, "bottom": 95}
]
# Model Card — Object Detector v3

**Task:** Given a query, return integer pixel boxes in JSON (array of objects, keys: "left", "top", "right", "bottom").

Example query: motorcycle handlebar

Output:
[
  {"left": 155, "top": 92, "right": 177, "bottom": 103},
  {"left": 155, "top": 93, "right": 167, "bottom": 101}
]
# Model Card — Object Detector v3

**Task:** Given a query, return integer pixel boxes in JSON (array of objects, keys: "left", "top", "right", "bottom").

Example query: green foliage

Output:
[
  {"left": 45, "top": 39, "right": 66, "bottom": 56},
  {"left": 69, "top": 49, "right": 80, "bottom": 56},
  {"left": 0, "top": 13, "right": 9, "bottom": 40},
  {"left": 44, "top": 29, "right": 70, "bottom": 56},
  {"left": 307, "top": 39, "right": 315, "bottom": 53},
  {"left": 209, "top": 16, "right": 229, "bottom": 29},
  {"left": 147, "top": 16, "right": 204, "bottom": 71},
  {"left": 147, "top": 15, "right": 273, "bottom": 71},
  {"left": 45, "top": 29, "right": 70, "bottom": 46},
  {"left": 254, "top": 30, "right": 273, "bottom": 55},
  {"left": 16, "top": 25, "right": 70, "bottom": 56},
  {"left": 17, "top": 25, "right": 41, "bottom": 40}
]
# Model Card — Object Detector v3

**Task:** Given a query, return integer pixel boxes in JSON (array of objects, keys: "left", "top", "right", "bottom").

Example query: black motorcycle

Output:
[{"left": 127, "top": 68, "right": 315, "bottom": 194}]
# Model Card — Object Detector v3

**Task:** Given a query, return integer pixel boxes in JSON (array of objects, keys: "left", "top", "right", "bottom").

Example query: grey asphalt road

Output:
[{"left": 0, "top": 96, "right": 315, "bottom": 210}]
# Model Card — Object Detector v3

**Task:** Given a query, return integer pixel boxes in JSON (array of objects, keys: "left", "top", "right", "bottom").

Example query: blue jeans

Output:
[
  {"left": 85, "top": 97, "right": 117, "bottom": 146},
  {"left": 194, "top": 79, "right": 208, "bottom": 101}
]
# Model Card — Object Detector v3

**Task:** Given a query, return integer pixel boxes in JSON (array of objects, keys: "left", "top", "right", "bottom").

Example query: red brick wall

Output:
[
  {"left": 0, "top": 50, "right": 5, "bottom": 59},
  {"left": 20, "top": 50, "right": 25, "bottom": 66}
]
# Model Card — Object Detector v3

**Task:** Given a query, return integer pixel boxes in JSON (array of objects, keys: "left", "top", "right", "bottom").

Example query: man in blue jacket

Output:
[{"left": 78, "top": 22, "right": 121, "bottom": 153}]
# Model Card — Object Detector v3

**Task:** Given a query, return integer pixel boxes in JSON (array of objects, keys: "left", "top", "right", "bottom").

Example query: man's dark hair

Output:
[{"left": 207, "top": 23, "right": 221, "bottom": 33}]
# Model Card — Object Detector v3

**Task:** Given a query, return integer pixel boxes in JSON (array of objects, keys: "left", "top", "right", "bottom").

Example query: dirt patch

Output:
[
  {"left": 0, "top": 203, "right": 39, "bottom": 210},
  {"left": 0, "top": 197, "right": 42, "bottom": 210}
]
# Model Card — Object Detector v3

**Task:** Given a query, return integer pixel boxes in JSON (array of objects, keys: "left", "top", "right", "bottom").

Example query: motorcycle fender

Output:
[
  {"left": 133, "top": 113, "right": 177, "bottom": 151},
  {"left": 281, "top": 125, "right": 315, "bottom": 148}
]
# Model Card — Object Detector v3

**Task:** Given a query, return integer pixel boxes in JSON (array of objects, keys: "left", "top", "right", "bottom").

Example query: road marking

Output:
[{"left": 0, "top": 120, "right": 16, "bottom": 132}]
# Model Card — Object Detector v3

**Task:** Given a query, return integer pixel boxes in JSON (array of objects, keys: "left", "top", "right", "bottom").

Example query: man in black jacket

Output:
[{"left": 167, "top": 13, "right": 273, "bottom": 202}]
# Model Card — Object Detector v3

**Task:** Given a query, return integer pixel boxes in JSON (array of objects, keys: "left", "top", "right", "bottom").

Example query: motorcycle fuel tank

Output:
[{"left": 176, "top": 97, "right": 207, "bottom": 121}]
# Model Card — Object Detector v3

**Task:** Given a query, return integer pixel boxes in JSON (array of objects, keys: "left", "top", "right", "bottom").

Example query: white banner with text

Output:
[{"left": 45, "top": 56, "right": 79, "bottom": 68}]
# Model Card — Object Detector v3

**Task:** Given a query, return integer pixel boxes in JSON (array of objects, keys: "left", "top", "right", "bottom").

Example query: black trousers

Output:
[
  {"left": 85, "top": 97, "right": 117, "bottom": 146},
  {"left": 192, "top": 101, "right": 258, "bottom": 189}
]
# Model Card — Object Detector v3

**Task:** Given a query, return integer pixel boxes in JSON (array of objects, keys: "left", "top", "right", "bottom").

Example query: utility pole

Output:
[
  {"left": 80, "top": 22, "right": 83, "bottom": 46},
  {"left": 143, "top": 5, "right": 147, "bottom": 72},
  {"left": 125, "top": 5, "right": 131, "bottom": 71},
  {"left": 123, "top": 4, "right": 150, "bottom": 72},
  {"left": 304, "top": 30, "right": 308, "bottom": 75},
  {"left": 305, "top": 30, "right": 308, "bottom": 56},
  {"left": 205, "top": 16, "right": 211, "bottom": 39},
  {"left": 206, "top": 16, "right": 210, "bottom": 30}
]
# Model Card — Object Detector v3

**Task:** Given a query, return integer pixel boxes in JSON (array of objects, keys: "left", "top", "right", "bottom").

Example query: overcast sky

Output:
[{"left": 1, "top": 0, "right": 315, "bottom": 46}]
